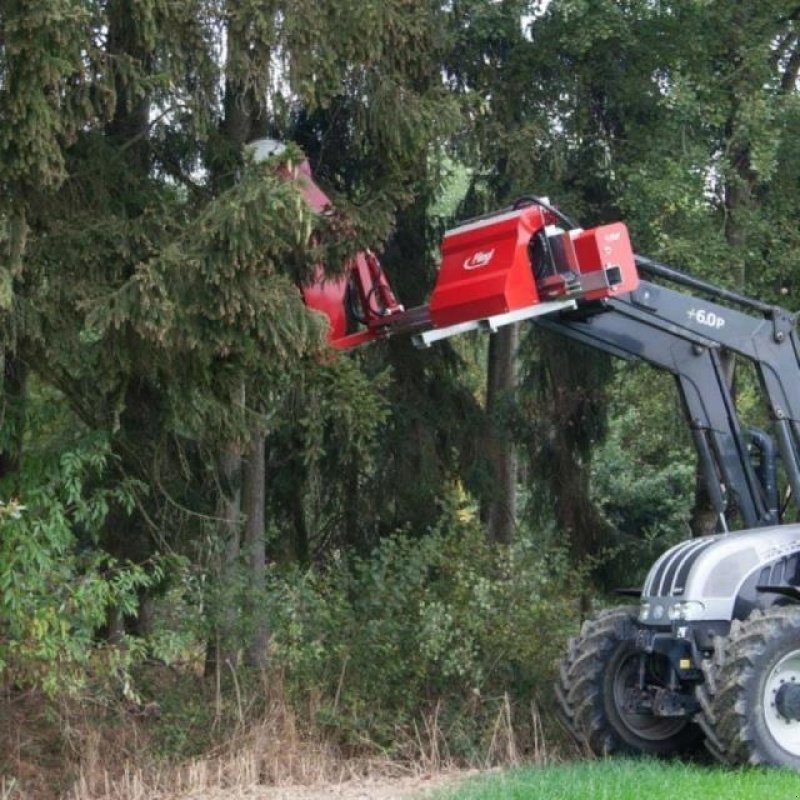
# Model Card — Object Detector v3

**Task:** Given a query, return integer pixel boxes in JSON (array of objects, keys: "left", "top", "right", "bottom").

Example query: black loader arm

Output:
[
  {"left": 613, "top": 263, "right": 800, "bottom": 507},
  {"left": 535, "top": 308, "right": 777, "bottom": 532},
  {"left": 534, "top": 251, "right": 800, "bottom": 531}
]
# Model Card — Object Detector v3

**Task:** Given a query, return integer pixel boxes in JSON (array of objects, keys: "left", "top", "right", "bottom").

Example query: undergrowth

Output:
[
  {"left": 0, "top": 489, "right": 583, "bottom": 798},
  {"left": 261, "top": 493, "right": 579, "bottom": 765}
]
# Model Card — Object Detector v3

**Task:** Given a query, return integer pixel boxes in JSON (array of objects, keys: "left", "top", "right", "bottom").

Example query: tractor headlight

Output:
[
  {"left": 641, "top": 602, "right": 666, "bottom": 622},
  {"left": 667, "top": 600, "right": 705, "bottom": 621}
]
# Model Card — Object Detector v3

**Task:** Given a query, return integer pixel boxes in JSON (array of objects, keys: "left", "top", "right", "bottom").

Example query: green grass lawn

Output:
[{"left": 434, "top": 758, "right": 800, "bottom": 799}]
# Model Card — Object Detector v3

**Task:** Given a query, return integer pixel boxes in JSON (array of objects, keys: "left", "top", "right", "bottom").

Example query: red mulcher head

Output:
[
  {"left": 427, "top": 205, "right": 638, "bottom": 332},
  {"left": 246, "top": 138, "right": 407, "bottom": 350},
  {"left": 247, "top": 137, "right": 639, "bottom": 352},
  {"left": 300, "top": 251, "right": 406, "bottom": 350},
  {"left": 302, "top": 200, "right": 639, "bottom": 350}
]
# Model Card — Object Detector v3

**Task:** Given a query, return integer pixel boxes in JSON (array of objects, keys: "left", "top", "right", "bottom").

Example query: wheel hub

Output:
[
  {"left": 611, "top": 651, "right": 687, "bottom": 740},
  {"left": 775, "top": 683, "right": 800, "bottom": 722},
  {"left": 765, "top": 647, "right": 800, "bottom": 753}
]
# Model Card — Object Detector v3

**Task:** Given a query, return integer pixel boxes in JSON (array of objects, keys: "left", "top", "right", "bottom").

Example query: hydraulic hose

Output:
[{"left": 634, "top": 255, "right": 776, "bottom": 317}]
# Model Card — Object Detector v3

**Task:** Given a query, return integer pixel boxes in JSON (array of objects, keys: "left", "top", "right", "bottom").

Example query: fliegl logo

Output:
[
  {"left": 602, "top": 231, "right": 621, "bottom": 256},
  {"left": 463, "top": 248, "right": 495, "bottom": 271}
]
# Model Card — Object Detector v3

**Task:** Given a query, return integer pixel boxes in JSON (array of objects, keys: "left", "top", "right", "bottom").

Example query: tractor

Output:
[{"left": 259, "top": 138, "right": 800, "bottom": 768}]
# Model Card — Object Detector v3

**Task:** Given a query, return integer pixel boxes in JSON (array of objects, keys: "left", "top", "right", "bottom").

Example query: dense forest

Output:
[{"left": 2, "top": 0, "right": 800, "bottom": 795}]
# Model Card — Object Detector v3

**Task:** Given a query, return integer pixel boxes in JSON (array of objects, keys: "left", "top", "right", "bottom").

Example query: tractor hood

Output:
[{"left": 639, "top": 525, "right": 800, "bottom": 624}]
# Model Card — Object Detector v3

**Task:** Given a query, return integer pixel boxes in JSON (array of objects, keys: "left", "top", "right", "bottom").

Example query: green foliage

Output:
[
  {"left": 87, "top": 150, "right": 329, "bottom": 431},
  {"left": 587, "top": 364, "right": 695, "bottom": 584},
  {"left": 592, "top": 411, "right": 694, "bottom": 541},
  {"left": 591, "top": 423, "right": 694, "bottom": 588},
  {"left": 263, "top": 487, "right": 578, "bottom": 755},
  {"left": 0, "top": 0, "right": 102, "bottom": 192},
  {"left": 0, "top": 432, "right": 155, "bottom": 697},
  {"left": 3, "top": 0, "right": 800, "bottom": 782},
  {"left": 261, "top": 353, "right": 392, "bottom": 561}
]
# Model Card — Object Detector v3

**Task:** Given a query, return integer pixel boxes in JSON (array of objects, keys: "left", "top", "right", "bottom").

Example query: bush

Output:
[
  {"left": 263, "top": 485, "right": 579, "bottom": 759},
  {"left": 590, "top": 369, "right": 696, "bottom": 589},
  {"left": 0, "top": 435, "right": 156, "bottom": 698}
]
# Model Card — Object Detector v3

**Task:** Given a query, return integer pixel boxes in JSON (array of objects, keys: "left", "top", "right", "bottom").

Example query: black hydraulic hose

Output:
[
  {"left": 634, "top": 255, "right": 776, "bottom": 317},
  {"left": 747, "top": 426, "right": 779, "bottom": 523},
  {"left": 690, "top": 428, "right": 729, "bottom": 533},
  {"left": 512, "top": 195, "right": 581, "bottom": 230},
  {"left": 456, "top": 194, "right": 581, "bottom": 231}
]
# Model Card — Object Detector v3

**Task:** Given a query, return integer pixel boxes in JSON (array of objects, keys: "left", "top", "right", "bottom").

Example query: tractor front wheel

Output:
[{"left": 557, "top": 605, "right": 701, "bottom": 756}]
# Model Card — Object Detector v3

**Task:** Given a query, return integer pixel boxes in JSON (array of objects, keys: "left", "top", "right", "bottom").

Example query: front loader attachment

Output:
[
  {"left": 248, "top": 139, "right": 638, "bottom": 349},
  {"left": 301, "top": 198, "right": 639, "bottom": 350},
  {"left": 429, "top": 205, "right": 637, "bottom": 329}
]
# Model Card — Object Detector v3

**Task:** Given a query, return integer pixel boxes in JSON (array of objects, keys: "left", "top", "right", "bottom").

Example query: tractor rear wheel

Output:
[
  {"left": 557, "top": 605, "right": 701, "bottom": 756},
  {"left": 704, "top": 606, "right": 800, "bottom": 767}
]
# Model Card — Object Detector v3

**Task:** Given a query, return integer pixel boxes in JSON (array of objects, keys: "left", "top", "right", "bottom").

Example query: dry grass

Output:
[
  {"left": 67, "top": 722, "right": 452, "bottom": 800},
  {"left": 66, "top": 699, "right": 556, "bottom": 800},
  {"left": 66, "top": 693, "right": 374, "bottom": 799},
  {"left": 65, "top": 721, "right": 487, "bottom": 800},
  {"left": 1, "top": 671, "right": 562, "bottom": 800}
]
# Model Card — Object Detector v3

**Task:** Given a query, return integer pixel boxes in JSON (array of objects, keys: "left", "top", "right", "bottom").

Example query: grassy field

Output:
[{"left": 435, "top": 759, "right": 800, "bottom": 800}]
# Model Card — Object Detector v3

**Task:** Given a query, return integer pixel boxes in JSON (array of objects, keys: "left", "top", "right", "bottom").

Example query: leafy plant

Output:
[
  {"left": 0, "top": 431, "right": 157, "bottom": 698},
  {"left": 262, "top": 486, "right": 579, "bottom": 757}
]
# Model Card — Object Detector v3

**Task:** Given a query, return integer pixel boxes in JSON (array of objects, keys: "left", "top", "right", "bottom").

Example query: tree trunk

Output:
[
  {"left": 690, "top": 350, "right": 739, "bottom": 537},
  {"left": 242, "top": 431, "right": 268, "bottom": 669},
  {"left": 692, "top": 11, "right": 756, "bottom": 536},
  {"left": 482, "top": 324, "right": 519, "bottom": 544},
  {"left": 102, "top": 0, "right": 158, "bottom": 633},
  {"left": 539, "top": 336, "right": 614, "bottom": 566},
  {"left": 0, "top": 351, "right": 28, "bottom": 487},
  {"left": 550, "top": 421, "right": 609, "bottom": 566},
  {"left": 106, "top": 0, "right": 152, "bottom": 175},
  {"left": 203, "top": 10, "right": 272, "bottom": 674},
  {"left": 0, "top": 214, "right": 30, "bottom": 493},
  {"left": 290, "top": 479, "right": 310, "bottom": 564},
  {"left": 689, "top": 480, "right": 722, "bottom": 538},
  {"left": 205, "top": 436, "right": 244, "bottom": 676}
]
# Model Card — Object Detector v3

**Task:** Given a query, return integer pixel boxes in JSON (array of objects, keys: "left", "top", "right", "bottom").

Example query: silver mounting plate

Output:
[{"left": 412, "top": 298, "right": 577, "bottom": 348}]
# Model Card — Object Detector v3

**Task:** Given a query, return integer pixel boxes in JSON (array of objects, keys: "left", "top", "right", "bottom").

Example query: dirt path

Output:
[{"left": 199, "top": 770, "right": 478, "bottom": 800}]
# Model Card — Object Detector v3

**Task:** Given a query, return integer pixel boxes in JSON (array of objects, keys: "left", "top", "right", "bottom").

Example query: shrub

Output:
[
  {"left": 0, "top": 435, "right": 156, "bottom": 698},
  {"left": 263, "top": 485, "right": 579, "bottom": 759}
]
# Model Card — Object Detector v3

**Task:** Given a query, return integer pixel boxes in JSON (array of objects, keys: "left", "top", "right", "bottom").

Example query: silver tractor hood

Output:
[{"left": 639, "top": 525, "right": 800, "bottom": 624}]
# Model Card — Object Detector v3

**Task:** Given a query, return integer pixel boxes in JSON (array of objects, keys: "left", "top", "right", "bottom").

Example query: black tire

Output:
[
  {"left": 556, "top": 605, "right": 702, "bottom": 756},
  {"left": 704, "top": 606, "right": 800, "bottom": 767},
  {"left": 693, "top": 644, "right": 729, "bottom": 764}
]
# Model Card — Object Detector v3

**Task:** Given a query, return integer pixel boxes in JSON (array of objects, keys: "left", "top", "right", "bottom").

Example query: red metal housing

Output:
[
  {"left": 292, "top": 155, "right": 639, "bottom": 349},
  {"left": 292, "top": 161, "right": 405, "bottom": 349},
  {"left": 561, "top": 222, "right": 639, "bottom": 302},
  {"left": 293, "top": 162, "right": 355, "bottom": 346},
  {"left": 426, "top": 208, "right": 639, "bottom": 331},
  {"left": 429, "top": 206, "right": 549, "bottom": 329},
  {"left": 256, "top": 137, "right": 638, "bottom": 350}
]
